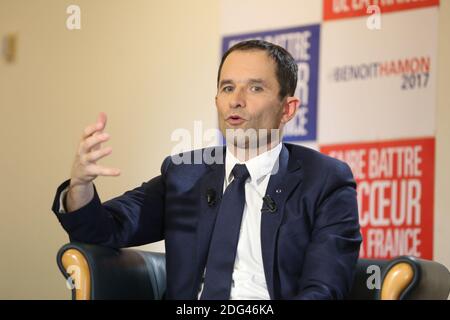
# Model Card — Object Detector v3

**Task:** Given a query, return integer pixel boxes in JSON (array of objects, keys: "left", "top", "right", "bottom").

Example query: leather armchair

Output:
[
  {"left": 57, "top": 242, "right": 166, "bottom": 300},
  {"left": 57, "top": 242, "right": 450, "bottom": 300}
]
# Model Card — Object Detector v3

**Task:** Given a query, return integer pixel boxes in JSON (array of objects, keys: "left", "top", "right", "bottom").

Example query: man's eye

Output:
[
  {"left": 222, "top": 86, "right": 233, "bottom": 93},
  {"left": 250, "top": 86, "right": 263, "bottom": 92}
]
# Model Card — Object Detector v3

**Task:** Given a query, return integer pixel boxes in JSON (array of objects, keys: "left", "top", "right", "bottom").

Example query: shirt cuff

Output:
[{"left": 59, "top": 186, "right": 70, "bottom": 213}]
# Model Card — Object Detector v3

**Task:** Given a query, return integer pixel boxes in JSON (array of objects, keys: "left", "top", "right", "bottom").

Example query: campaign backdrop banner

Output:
[
  {"left": 222, "top": 25, "right": 320, "bottom": 142},
  {"left": 323, "top": 0, "right": 439, "bottom": 21},
  {"left": 320, "top": 137, "right": 435, "bottom": 259},
  {"left": 220, "top": 0, "right": 439, "bottom": 259}
]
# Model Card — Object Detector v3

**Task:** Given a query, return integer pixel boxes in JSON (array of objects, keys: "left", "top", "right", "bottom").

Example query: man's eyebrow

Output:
[
  {"left": 219, "top": 79, "right": 234, "bottom": 88},
  {"left": 248, "top": 78, "right": 267, "bottom": 85},
  {"left": 219, "top": 78, "right": 268, "bottom": 87}
]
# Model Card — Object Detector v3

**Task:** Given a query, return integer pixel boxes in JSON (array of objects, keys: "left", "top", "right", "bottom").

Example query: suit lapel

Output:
[
  {"left": 193, "top": 147, "right": 226, "bottom": 297},
  {"left": 261, "top": 144, "right": 303, "bottom": 299}
]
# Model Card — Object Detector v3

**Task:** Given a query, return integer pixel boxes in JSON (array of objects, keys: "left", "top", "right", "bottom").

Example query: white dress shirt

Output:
[
  {"left": 222, "top": 142, "right": 282, "bottom": 300},
  {"left": 59, "top": 143, "right": 283, "bottom": 300}
]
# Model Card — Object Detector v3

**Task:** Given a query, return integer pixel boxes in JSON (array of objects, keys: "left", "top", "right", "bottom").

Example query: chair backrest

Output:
[
  {"left": 124, "top": 253, "right": 450, "bottom": 300},
  {"left": 134, "top": 250, "right": 166, "bottom": 300}
]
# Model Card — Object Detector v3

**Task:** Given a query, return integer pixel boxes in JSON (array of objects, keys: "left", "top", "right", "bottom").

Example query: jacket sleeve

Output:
[
  {"left": 296, "top": 160, "right": 362, "bottom": 300},
  {"left": 51, "top": 157, "right": 171, "bottom": 248}
]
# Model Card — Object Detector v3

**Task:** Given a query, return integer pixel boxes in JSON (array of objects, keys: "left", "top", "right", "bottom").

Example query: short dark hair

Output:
[{"left": 217, "top": 40, "right": 298, "bottom": 100}]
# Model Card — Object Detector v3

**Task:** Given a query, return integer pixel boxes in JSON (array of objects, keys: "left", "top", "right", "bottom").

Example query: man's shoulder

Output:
[
  {"left": 161, "top": 146, "right": 225, "bottom": 174},
  {"left": 284, "top": 143, "right": 353, "bottom": 179},
  {"left": 285, "top": 143, "right": 342, "bottom": 167}
]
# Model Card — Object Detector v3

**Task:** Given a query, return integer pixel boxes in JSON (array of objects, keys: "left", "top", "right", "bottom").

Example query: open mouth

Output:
[{"left": 226, "top": 115, "right": 246, "bottom": 125}]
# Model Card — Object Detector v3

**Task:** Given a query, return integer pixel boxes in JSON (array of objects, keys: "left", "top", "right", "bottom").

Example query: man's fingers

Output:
[
  {"left": 90, "top": 131, "right": 103, "bottom": 152},
  {"left": 79, "top": 132, "right": 110, "bottom": 154},
  {"left": 96, "top": 112, "right": 107, "bottom": 132},
  {"left": 81, "top": 112, "right": 108, "bottom": 139},
  {"left": 83, "top": 146, "right": 113, "bottom": 163},
  {"left": 88, "top": 165, "right": 121, "bottom": 177},
  {"left": 82, "top": 123, "right": 102, "bottom": 139}
]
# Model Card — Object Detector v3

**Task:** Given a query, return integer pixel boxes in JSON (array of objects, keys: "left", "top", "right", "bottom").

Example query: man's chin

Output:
[
  {"left": 224, "top": 123, "right": 247, "bottom": 130},
  {"left": 223, "top": 127, "right": 281, "bottom": 149}
]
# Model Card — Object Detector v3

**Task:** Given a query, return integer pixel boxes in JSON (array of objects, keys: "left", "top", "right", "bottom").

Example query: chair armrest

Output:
[
  {"left": 380, "top": 256, "right": 450, "bottom": 300},
  {"left": 56, "top": 242, "right": 166, "bottom": 300}
]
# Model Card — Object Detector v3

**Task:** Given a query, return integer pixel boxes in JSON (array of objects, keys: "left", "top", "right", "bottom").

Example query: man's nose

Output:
[{"left": 229, "top": 87, "right": 246, "bottom": 109}]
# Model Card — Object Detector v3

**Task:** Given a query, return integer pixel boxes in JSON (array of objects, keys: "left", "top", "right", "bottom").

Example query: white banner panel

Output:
[{"left": 318, "top": 7, "right": 438, "bottom": 144}]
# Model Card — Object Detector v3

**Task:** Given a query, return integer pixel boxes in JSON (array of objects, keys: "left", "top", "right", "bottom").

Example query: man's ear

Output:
[{"left": 280, "top": 97, "right": 300, "bottom": 124}]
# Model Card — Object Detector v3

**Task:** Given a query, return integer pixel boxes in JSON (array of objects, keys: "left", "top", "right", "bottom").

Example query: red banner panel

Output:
[
  {"left": 320, "top": 137, "right": 435, "bottom": 259},
  {"left": 323, "top": 0, "right": 439, "bottom": 21}
]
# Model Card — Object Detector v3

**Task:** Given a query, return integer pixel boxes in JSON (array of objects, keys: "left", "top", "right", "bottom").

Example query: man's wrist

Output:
[{"left": 65, "top": 181, "right": 95, "bottom": 212}]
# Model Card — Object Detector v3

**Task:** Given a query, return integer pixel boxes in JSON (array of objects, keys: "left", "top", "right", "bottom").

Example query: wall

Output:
[{"left": 0, "top": 0, "right": 220, "bottom": 299}]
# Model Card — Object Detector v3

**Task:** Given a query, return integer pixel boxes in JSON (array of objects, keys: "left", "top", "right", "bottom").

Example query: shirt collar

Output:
[{"left": 225, "top": 143, "right": 282, "bottom": 185}]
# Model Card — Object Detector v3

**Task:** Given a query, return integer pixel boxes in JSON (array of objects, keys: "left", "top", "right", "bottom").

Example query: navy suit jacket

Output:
[{"left": 52, "top": 143, "right": 362, "bottom": 300}]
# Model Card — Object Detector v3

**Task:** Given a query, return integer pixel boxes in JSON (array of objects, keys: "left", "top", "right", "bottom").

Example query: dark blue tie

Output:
[{"left": 200, "top": 164, "right": 250, "bottom": 300}]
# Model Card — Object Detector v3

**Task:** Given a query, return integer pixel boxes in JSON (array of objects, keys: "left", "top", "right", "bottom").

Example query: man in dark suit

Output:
[{"left": 52, "top": 40, "right": 362, "bottom": 300}]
